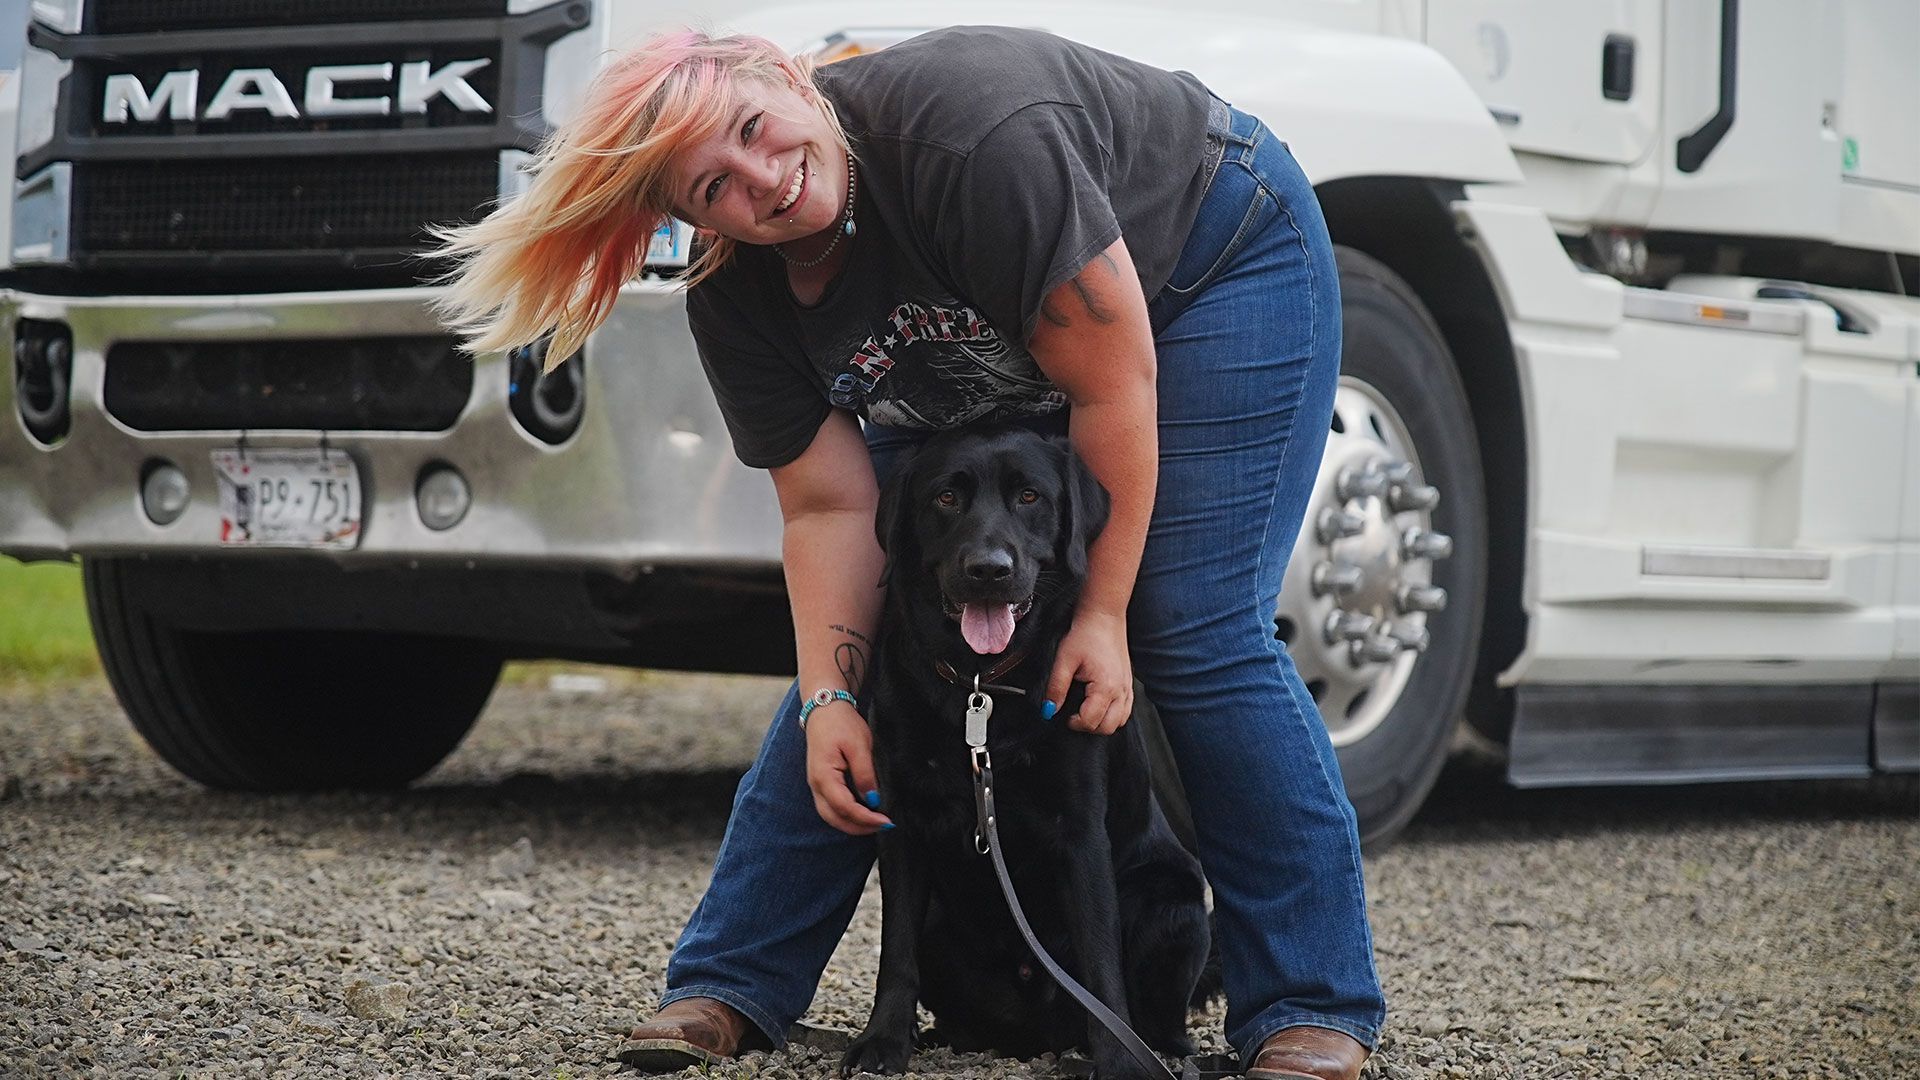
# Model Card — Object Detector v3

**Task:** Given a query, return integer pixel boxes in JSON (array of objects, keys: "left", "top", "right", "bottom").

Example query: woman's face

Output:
[{"left": 668, "top": 77, "right": 847, "bottom": 246}]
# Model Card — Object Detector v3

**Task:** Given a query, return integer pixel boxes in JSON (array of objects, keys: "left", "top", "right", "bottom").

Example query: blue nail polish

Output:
[
  {"left": 1041, "top": 701, "right": 1057, "bottom": 721},
  {"left": 864, "top": 790, "right": 880, "bottom": 809},
  {"left": 880, "top": 822, "right": 895, "bottom": 830}
]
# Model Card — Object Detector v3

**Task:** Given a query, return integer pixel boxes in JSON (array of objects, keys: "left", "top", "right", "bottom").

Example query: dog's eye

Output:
[
  {"left": 935, "top": 490, "right": 958, "bottom": 508},
  {"left": 1018, "top": 489, "right": 1039, "bottom": 505}
]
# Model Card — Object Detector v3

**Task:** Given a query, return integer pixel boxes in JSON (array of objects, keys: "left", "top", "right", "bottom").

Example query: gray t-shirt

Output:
[{"left": 690, "top": 26, "right": 1214, "bottom": 468}]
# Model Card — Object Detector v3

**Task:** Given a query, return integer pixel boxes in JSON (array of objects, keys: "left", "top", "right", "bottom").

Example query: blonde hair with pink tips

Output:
[{"left": 429, "top": 30, "right": 848, "bottom": 371}]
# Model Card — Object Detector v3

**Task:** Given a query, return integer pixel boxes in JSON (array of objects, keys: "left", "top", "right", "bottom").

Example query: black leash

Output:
[{"left": 962, "top": 682, "right": 1178, "bottom": 1080}]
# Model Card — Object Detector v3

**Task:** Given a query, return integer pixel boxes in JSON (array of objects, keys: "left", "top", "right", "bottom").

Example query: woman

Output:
[{"left": 435, "top": 26, "right": 1382, "bottom": 1080}]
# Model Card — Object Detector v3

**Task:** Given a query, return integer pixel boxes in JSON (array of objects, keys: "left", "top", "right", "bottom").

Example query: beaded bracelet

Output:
[{"left": 798, "top": 687, "right": 857, "bottom": 730}]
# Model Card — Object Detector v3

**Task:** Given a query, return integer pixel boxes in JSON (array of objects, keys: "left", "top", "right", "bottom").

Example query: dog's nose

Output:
[{"left": 962, "top": 549, "right": 1014, "bottom": 583}]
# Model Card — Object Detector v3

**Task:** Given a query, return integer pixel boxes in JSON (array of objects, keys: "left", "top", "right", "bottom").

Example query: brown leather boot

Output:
[
  {"left": 1245, "top": 1025, "right": 1370, "bottom": 1080},
  {"left": 617, "top": 997, "right": 755, "bottom": 1072}
]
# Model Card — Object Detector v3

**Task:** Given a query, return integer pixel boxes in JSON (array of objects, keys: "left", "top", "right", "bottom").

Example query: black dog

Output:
[{"left": 842, "top": 426, "right": 1210, "bottom": 1080}]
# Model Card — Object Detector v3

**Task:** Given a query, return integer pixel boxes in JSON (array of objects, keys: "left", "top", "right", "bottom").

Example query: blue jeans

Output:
[{"left": 663, "top": 105, "right": 1386, "bottom": 1059}]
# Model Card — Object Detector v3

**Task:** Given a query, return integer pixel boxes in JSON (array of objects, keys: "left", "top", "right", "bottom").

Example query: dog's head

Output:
[{"left": 875, "top": 426, "right": 1110, "bottom": 656}]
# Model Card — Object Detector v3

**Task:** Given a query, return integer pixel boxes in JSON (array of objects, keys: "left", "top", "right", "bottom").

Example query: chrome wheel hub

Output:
[{"left": 1278, "top": 377, "right": 1454, "bottom": 747}]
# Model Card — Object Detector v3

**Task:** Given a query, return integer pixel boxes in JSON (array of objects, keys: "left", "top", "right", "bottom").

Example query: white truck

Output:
[{"left": 1, "top": 0, "right": 1914, "bottom": 843}]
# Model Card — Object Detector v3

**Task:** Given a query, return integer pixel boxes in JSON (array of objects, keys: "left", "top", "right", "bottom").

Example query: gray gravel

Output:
[{"left": 1, "top": 673, "right": 1914, "bottom": 1079}]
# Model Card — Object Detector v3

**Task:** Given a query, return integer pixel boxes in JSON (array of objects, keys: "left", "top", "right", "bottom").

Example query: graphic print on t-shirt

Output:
[{"left": 826, "top": 294, "right": 1067, "bottom": 429}]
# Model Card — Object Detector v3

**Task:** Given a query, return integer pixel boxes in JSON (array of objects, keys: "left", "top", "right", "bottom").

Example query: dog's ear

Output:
[
  {"left": 1052, "top": 437, "right": 1111, "bottom": 578},
  {"left": 873, "top": 444, "right": 924, "bottom": 589}
]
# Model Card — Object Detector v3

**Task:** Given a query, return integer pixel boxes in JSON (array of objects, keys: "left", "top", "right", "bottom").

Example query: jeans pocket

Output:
[{"left": 1161, "top": 160, "right": 1275, "bottom": 299}]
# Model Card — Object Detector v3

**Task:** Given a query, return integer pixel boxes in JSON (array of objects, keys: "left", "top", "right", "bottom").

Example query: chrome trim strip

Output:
[
  {"left": 1622, "top": 286, "right": 1802, "bottom": 335},
  {"left": 29, "top": 0, "right": 83, "bottom": 35},
  {"left": 1641, "top": 545, "right": 1831, "bottom": 581},
  {"left": 498, "top": 148, "right": 532, "bottom": 203},
  {"left": 12, "top": 162, "right": 73, "bottom": 264}
]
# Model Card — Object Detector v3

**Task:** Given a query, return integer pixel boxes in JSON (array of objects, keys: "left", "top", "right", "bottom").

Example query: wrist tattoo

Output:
[
  {"left": 834, "top": 642, "right": 867, "bottom": 696},
  {"left": 829, "top": 624, "right": 874, "bottom": 648}
]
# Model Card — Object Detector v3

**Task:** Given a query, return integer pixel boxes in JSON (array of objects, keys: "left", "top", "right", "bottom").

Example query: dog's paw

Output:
[{"left": 840, "top": 1030, "right": 913, "bottom": 1076}]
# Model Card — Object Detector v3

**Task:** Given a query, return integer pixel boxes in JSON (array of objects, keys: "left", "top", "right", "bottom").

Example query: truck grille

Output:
[
  {"left": 21, "top": 0, "right": 583, "bottom": 287},
  {"left": 75, "top": 153, "right": 497, "bottom": 258},
  {"left": 104, "top": 338, "right": 473, "bottom": 432},
  {"left": 92, "top": 1, "right": 509, "bottom": 34}
]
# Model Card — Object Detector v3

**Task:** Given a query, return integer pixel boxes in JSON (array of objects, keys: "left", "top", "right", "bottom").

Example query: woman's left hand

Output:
[{"left": 1044, "top": 608, "right": 1133, "bottom": 735}]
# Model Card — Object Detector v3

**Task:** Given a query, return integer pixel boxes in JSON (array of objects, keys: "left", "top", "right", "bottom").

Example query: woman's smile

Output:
[
  {"left": 771, "top": 160, "right": 807, "bottom": 218},
  {"left": 669, "top": 78, "right": 846, "bottom": 247}
]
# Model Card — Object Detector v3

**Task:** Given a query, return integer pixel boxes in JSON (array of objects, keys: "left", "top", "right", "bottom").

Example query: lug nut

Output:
[
  {"left": 1402, "top": 528, "right": 1454, "bottom": 560},
  {"left": 1388, "top": 482, "right": 1440, "bottom": 512},
  {"left": 1336, "top": 466, "right": 1389, "bottom": 501},
  {"left": 1323, "top": 611, "right": 1376, "bottom": 645},
  {"left": 1317, "top": 507, "right": 1367, "bottom": 544},
  {"left": 1382, "top": 462, "right": 1415, "bottom": 486},
  {"left": 1312, "top": 561, "right": 1364, "bottom": 597},
  {"left": 1384, "top": 622, "right": 1432, "bottom": 653},
  {"left": 1351, "top": 635, "right": 1402, "bottom": 664},
  {"left": 1396, "top": 584, "right": 1448, "bottom": 613}
]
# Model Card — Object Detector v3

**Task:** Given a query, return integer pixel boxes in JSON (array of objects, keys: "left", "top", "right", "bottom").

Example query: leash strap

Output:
[{"left": 966, "top": 686, "right": 1177, "bottom": 1080}]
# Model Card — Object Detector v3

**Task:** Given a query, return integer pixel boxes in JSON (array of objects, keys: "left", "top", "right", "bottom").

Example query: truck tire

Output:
[
  {"left": 1275, "top": 247, "right": 1488, "bottom": 846},
  {"left": 83, "top": 558, "right": 501, "bottom": 790}
]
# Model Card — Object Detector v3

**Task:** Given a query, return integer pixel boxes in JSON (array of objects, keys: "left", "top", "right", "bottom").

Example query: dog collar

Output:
[{"left": 933, "top": 647, "right": 1032, "bottom": 696}]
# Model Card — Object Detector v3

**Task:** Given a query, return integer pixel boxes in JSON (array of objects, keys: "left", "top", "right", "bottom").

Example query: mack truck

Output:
[{"left": 1, "top": 0, "right": 1915, "bottom": 845}]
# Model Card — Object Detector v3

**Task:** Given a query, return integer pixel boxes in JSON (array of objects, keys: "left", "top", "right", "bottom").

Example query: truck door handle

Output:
[
  {"left": 1602, "top": 34, "right": 1635, "bottom": 101},
  {"left": 1676, "top": 0, "right": 1739, "bottom": 172}
]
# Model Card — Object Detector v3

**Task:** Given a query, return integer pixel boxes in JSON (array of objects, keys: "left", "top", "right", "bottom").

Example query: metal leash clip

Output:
[
  {"left": 967, "top": 676, "right": 998, "bottom": 760},
  {"left": 967, "top": 678, "right": 993, "bottom": 852}
]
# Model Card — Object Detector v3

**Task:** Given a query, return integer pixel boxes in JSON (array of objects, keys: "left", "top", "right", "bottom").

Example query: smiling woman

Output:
[
  {"left": 429, "top": 30, "right": 853, "bottom": 370},
  {"left": 428, "top": 24, "right": 1384, "bottom": 1080},
  {"left": 668, "top": 85, "right": 853, "bottom": 252}
]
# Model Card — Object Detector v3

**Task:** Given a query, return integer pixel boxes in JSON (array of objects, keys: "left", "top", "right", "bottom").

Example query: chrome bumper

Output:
[{"left": 0, "top": 281, "right": 785, "bottom": 571}]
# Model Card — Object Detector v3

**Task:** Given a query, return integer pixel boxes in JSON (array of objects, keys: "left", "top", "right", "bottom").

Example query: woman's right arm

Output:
[{"left": 770, "top": 407, "right": 895, "bottom": 836}]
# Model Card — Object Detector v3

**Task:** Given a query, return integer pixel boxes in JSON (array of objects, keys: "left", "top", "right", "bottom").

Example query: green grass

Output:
[
  {"left": 0, "top": 555, "right": 103, "bottom": 686},
  {"left": 0, "top": 554, "right": 658, "bottom": 690}
]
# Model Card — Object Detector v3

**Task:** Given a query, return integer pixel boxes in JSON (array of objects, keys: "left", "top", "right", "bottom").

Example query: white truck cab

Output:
[{"left": 1, "top": 0, "right": 1913, "bottom": 842}]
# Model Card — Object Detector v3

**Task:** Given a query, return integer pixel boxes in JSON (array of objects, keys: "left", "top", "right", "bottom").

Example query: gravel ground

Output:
[{"left": 1, "top": 673, "right": 1914, "bottom": 1079}]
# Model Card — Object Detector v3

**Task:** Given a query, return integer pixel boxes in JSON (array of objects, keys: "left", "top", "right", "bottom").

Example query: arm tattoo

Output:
[
  {"left": 1068, "top": 276, "right": 1116, "bottom": 325},
  {"left": 834, "top": 641, "right": 868, "bottom": 696},
  {"left": 1040, "top": 251, "right": 1122, "bottom": 329},
  {"left": 829, "top": 624, "right": 874, "bottom": 648}
]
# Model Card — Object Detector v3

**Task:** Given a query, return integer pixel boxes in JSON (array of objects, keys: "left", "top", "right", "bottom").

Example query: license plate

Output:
[{"left": 210, "top": 447, "right": 363, "bottom": 549}]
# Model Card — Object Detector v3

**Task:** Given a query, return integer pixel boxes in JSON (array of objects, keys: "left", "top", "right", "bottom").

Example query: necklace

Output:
[{"left": 775, "top": 147, "right": 858, "bottom": 269}]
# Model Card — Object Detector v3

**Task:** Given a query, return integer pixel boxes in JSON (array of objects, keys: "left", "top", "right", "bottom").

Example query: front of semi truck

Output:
[{"left": 0, "top": 1, "right": 801, "bottom": 789}]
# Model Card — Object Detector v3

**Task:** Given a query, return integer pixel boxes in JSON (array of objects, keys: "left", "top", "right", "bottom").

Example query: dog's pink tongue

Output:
[{"left": 961, "top": 602, "right": 1016, "bottom": 655}]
